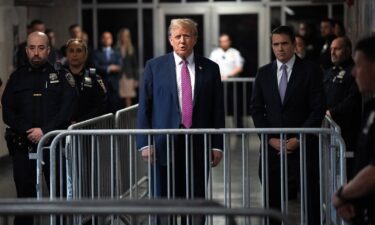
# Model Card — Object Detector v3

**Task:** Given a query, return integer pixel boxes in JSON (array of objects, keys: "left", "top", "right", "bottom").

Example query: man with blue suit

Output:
[
  {"left": 93, "top": 31, "right": 122, "bottom": 112},
  {"left": 251, "top": 26, "right": 326, "bottom": 225},
  {"left": 137, "top": 18, "right": 225, "bottom": 225}
]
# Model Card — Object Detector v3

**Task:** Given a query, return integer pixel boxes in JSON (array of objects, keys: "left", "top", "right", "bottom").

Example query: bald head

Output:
[
  {"left": 330, "top": 36, "right": 352, "bottom": 65},
  {"left": 26, "top": 32, "right": 50, "bottom": 67}
]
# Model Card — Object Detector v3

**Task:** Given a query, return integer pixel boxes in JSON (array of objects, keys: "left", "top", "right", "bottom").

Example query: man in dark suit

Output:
[
  {"left": 250, "top": 26, "right": 326, "bottom": 225},
  {"left": 136, "top": 18, "right": 225, "bottom": 225},
  {"left": 93, "top": 31, "right": 122, "bottom": 112},
  {"left": 324, "top": 36, "right": 362, "bottom": 179}
]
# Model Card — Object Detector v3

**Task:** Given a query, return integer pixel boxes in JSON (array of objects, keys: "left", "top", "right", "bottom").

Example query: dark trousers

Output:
[
  {"left": 12, "top": 147, "right": 64, "bottom": 225},
  {"left": 103, "top": 74, "right": 122, "bottom": 112},
  {"left": 259, "top": 143, "right": 320, "bottom": 225},
  {"left": 151, "top": 135, "right": 207, "bottom": 225}
]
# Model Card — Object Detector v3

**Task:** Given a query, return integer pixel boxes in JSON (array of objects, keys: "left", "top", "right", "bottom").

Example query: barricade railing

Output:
[
  {"left": 114, "top": 104, "right": 146, "bottom": 201},
  {"left": 35, "top": 127, "right": 346, "bottom": 225},
  {"left": 0, "top": 199, "right": 291, "bottom": 225},
  {"left": 66, "top": 113, "right": 115, "bottom": 202},
  {"left": 322, "top": 115, "right": 347, "bottom": 225},
  {"left": 222, "top": 77, "right": 255, "bottom": 128}
]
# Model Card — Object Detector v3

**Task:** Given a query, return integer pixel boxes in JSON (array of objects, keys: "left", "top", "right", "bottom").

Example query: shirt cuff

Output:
[
  {"left": 139, "top": 145, "right": 153, "bottom": 152},
  {"left": 212, "top": 148, "right": 223, "bottom": 152}
]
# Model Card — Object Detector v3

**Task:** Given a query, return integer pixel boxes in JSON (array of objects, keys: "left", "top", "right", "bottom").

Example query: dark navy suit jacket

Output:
[
  {"left": 251, "top": 56, "right": 326, "bottom": 134},
  {"left": 136, "top": 53, "right": 225, "bottom": 166}
]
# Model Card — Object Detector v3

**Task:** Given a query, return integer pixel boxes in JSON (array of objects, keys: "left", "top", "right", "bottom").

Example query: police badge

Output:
[
  {"left": 49, "top": 73, "right": 60, "bottom": 83},
  {"left": 84, "top": 76, "right": 93, "bottom": 87}
]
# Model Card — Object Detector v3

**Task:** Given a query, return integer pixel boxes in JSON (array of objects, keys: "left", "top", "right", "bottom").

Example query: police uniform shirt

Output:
[
  {"left": 323, "top": 58, "right": 362, "bottom": 152},
  {"left": 1, "top": 62, "right": 77, "bottom": 135},
  {"left": 70, "top": 68, "right": 108, "bottom": 122},
  {"left": 209, "top": 47, "right": 244, "bottom": 77}
]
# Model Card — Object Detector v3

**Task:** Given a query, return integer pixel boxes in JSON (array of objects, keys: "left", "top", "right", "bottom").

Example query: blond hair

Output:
[
  {"left": 168, "top": 18, "right": 198, "bottom": 38},
  {"left": 116, "top": 28, "right": 134, "bottom": 56}
]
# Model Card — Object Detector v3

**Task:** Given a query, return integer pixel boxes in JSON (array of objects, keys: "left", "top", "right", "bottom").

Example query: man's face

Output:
[
  {"left": 70, "top": 26, "right": 83, "bottom": 39},
  {"left": 219, "top": 35, "right": 231, "bottom": 51},
  {"left": 26, "top": 32, "right": 50, "bottom": 68},
  {"left": 320, "top": 21, "right": 333, "bottom": 38},
  {"left": 331, "top": 38, "right": 348, "bottom": 65},
  {"left": 101, "top": 32, "right": 113, "bottom": 47},
  {"left": 169, "top": 26, "right": 197, "bottom": 59},
  {"left": 272, "top": 33, "right": 296, "bottom": 63},
  {"left": 352, "top": 51, "right": 375, "bottom": 94},
  {"left": 295, "top": 36, "right": 305, "bottom": 58}
]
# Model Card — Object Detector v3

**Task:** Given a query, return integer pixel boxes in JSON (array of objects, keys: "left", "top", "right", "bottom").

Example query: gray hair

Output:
[{"left": 168, "top": 18, "right": 198, "bottom": 38}]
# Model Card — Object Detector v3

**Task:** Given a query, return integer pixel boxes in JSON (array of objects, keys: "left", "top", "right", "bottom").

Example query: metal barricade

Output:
[
  {"left": 0, "top": 199, "right": 291, "bottom": 225},
  {"left": 222, "top": 77, "right": 255, "bottom": 128},
  {"left": 114, "top": 104, "right": 147, "bottom": 201},
  {"left": 36, "top": 127, "right": 346, "bottom": 225},
  {"left": 321, "top": 115, "right": 347, "bottom": 225}
]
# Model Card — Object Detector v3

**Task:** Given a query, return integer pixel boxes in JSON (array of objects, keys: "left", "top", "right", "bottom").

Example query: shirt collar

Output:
[
  {"left": 276, "top": 54, "right": 296, "bottom": 71},
  {"left": 173, "top": 51, "right": 194, "bottom": 66}
]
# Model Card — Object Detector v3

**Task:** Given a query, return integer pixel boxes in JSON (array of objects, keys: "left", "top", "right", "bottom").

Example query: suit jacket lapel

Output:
[
  {"left": 270, "top": 61, "right": 282, "bottom": 106},
  {"left": 168, "top": 53, "right": 180, "bottom": 110},
  {"left": 194, "top": 55, "right": 203, "bottom": 105}
]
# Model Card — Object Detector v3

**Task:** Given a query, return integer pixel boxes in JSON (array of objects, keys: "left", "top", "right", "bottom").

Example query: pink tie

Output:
[{"left": 181, "top": 60, "right": 193, "bottom": 128}]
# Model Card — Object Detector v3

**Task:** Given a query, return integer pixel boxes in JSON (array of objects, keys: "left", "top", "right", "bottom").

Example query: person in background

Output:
[
  {"left": 320, "top": 18, "right": 336, "bottom": 70},
  {"left": 45, "top": 28, "right": 63, "bottom": 67},
  {"left": 295, "top": 34, "right": 306, "bottom": 59},
  {"left": 65, "top": 38, "right": 108, "bottom": 123},
  {"left": 323, "top": 36, "right": 362, "bottom": 179},
  {"left": 209, "top": 33, "right": 244, "bottom": 80},
  {"left": 15, "top": 19, "right": 45, "bottom": 68},
  {"left": 93, "top": 31, "right": 122, "bottom": 112},
  {"left": 334, "top": 20, "right": 346, "bottom": 37},
  {"left": 209, "top": 33, "right": 244, "bottom": 128},
  {"left": 116, "top": 28, "right": 138, "bottom": 107},
  {"left": 332, "top": 36, "right": 375, "bottom": 225},
  {"left": 297, "top": 22, "right": 320, "bottom": 62}
]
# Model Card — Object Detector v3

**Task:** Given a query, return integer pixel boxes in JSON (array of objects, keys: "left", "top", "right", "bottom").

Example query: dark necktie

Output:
[
  {"left": 279, "top": 64, "right": 288, "bottom": 103},
  {"left": 181, "top": 60, "right": 193, "bottom": 128}
]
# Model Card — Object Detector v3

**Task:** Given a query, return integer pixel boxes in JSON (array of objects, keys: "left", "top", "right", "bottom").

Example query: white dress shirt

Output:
[{"left": 276, "top": 54, "right": 296, "bottom": 85}]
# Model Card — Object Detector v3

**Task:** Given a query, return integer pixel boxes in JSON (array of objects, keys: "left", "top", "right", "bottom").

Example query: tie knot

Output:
[
  {"left": 182, "top": 59, "right": 188, "bottom": 65},
  {"left": 281, "top": 64, "right": 287, "bottom": 70}
]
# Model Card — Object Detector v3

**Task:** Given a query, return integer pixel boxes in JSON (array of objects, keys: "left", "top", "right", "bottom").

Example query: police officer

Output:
[
  {"left": 65, "top": 38, "right": 107, "bottom": 123},
  {"left": 323, "top": 36, "right": 362, "bottom": 179},
  {"left": 2, "top": 31, "right": 77, "bottom": 225},
  {"left": 332, "top": 36, "right": 375, "bottom": 225}
]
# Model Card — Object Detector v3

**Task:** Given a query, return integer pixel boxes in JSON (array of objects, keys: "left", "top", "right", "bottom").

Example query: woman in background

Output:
[
  {"left": 65, "top": 38, "right": 108, "bottom": 122},
  {"left": 116, "top": 28, "right": 138, "bottom": 107}
]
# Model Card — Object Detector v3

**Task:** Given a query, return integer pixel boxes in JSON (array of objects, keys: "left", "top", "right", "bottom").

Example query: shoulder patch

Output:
[{"left": 65, "top": 73, "right": 76, "bottom": 87}]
